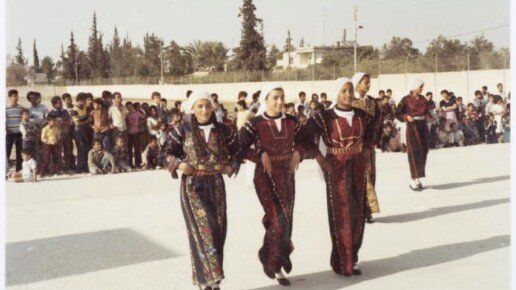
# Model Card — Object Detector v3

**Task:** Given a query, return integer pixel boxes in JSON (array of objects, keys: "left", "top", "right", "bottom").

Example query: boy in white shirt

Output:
[{"left": 9, "top": 150, "right": 37, "bottom": 182}]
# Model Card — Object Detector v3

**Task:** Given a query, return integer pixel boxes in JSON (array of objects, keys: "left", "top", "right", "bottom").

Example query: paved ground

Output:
[{"left": 5, "top": 144, "right": 511, "bottom": 290}]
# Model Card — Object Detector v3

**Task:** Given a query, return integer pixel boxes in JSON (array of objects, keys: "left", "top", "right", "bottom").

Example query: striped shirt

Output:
[
  {"left": 6, "top": 104, "right": 24, "bottom": 134},
  {"left": 70, "top": 105, "right": 88, "bottom": 127}
]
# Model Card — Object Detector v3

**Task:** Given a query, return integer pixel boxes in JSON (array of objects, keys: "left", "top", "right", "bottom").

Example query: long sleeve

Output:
[
  {"left": 396, "top": 97, "right": 409, "bottom": 122},
  {"left": 222, "top": 124, "right": 242, "bottom": 174},
  {"left": 237, "top": 120, "right": 259, "bottom": 163},
  {"left": 87, "top": 150, "right": 97, "bottom": 170},
  {"left": 165, "top": 125, "right": 187, "bottom": 179}
]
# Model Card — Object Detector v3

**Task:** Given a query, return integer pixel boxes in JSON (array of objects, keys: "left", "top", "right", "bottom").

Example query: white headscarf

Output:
[
  {"left": 408, "top": 78, "right": 425, "bottom": 93},
  {"left": 256, "top": 83, "right": 283, "bottom": 116},
  {"left": 329, "top": 77, "right": 353, "bottom": 109},
  {"left": 186, "top": 90, "right": 214, "bottom": 113}
]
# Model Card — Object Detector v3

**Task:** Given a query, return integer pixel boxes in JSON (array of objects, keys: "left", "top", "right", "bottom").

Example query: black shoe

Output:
[
  {"left": 277, "top": 277, "right": 291, "bottom": 286},
  {"left": 352, "top": 264, "right": 362, "bottom": 275},
  {"left": 417, "top": 183, "right": 423, "bottom": 190},
  {"left": 409, "top": 184, "right": 422, "bottom": 192}
]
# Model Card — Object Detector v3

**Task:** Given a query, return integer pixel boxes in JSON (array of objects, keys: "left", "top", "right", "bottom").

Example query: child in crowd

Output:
[
  {"left": 40, "top": 115, "right": 62, "bottom": 176},
  {"left": 9, "top": 150, "right": 37, "bottom": 183},
  {"left": 142, "top": 136, "right": 160, "bottom": 169},
  {"left": 436, "top": 118, "right": 450, "bottom": 149},
  {"left": 49, "top": 95, "right": 75, "bottom": 173},
  {"left": 88, "top": 139, "right": 116, "bottom": 175},
  {"left": 19, "top": 108, "right": 38, "bottom": 158},
  {"left": 147, "top": 105, "right": 160, "bottom": 138},
  {"left": 169, "top": 108, "right": 182, "bottom": 130},
  {"left": 156, "top": 122, "right": 170, "bottom": 148},
  {"left": 113, "top": 136, "right": 132, "bottom": 173},
  {"left": 448, "top": 122, "right": 465, "bottom": 147},
  {"left": 485, "top": 113, "right": 498, "bottom": 144}
]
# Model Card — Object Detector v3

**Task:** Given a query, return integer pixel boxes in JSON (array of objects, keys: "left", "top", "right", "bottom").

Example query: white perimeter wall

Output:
[{"left": 8, "top": 69, "right": 511, "bottom": 105}]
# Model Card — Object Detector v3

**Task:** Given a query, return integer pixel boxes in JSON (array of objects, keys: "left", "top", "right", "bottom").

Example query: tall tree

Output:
[
  {"left": 15, "top": 38, "right": 26, "bottom": 65},
  {"left": 64, "top": 32, "right": 79, "bottom": 82},
  {"left": 87, "top": 12, "right": 108, "bottom": 79},
  {"left": 235, "top": 0, "right": 266, "bottom": 71},
  {"left": 33, "top": 39, "right": 41, "bottom": 72},
  {"left": 166, "top": 41, "right": 189, "bottom": 76},
  {"left": 284, "top": 29, "right": 294, "bottom": 69},
  {"left": 266, "top": 44, "right": 281, "bottom": 70},
  {"left": 109, "top": 26, "right": 124, "bottom": 78},
  {"left": 137, "top": 33, "right": 163, "bottom": 77},
  {"left": 41, "top": 56, "right": 56, "bottom": 83}
]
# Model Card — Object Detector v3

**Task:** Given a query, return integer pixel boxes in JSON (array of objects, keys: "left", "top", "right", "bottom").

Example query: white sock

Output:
[
  {"left": 275, "top": 271, "right": 286, "bottom": 279},
  {"left": 410, "top": 179, "right": 418, "bottom": 187}
]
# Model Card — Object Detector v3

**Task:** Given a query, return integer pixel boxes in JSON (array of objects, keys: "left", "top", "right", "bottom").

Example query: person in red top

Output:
[
  {"left": 90, "top": 98, "right": 112, "bottom": 152},
  {"left": 238, "top": 84, "right": 305, "bottom": 286},
  {"left": 395, "top": 78, "right": 430, "bottom": 191},
  {"left": 125, "top": 101, "right": 145, "bottom": 168},
  {"left": 302, "top": 77, "right": 368, "bottom": 276}
]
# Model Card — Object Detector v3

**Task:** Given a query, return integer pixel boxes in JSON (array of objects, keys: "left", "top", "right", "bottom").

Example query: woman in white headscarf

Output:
[
  {"left": 350, "top": 72, "right": 383, "bottom": 223},
  {"left": 395, "top": 79, "right": 430, "bottom": 191},
  {"left": 301, "top": 77, "right": 368, "bottom": 276},
  {"left": 165, "top": 91, "right": 240, "bottom": 290},
  {"left": 238, "top": 83, "right": 305, "bottom": 286}
]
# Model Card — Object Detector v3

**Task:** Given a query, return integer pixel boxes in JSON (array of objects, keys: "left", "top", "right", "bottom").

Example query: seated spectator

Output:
[
  {"left": 169, "top": 108, "right": 182, "bottom": 130},
  {"left": 463, "top": 104, "right": 480, "bottom": 145},
  {"left": 8, "top": 149, "right": 37, "bottom": 183},
  {"left": 113, "top": 136, "right": 132, "bottom": 173},
  {"left": 285, "top": 103, "right": 296, "bottom": 116},
  {"left": 448, "top": 122, "right": 465, "bottom": 147},
  {"left": 436, "top": 119, "right": 450, "bottom": 149},
  {"left": 88, "top": 139, "right": 116, "bottom": 175},
  {"left": 380, "top": 122, "right": 402, "bottom": 152},
  {"left": 142, "top": 136, "right": 161, "bottom": 169}
]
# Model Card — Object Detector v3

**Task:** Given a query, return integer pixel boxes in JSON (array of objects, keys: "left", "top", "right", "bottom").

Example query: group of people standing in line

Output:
[{"left": 163, "top": 72, "right": 431, "bottom": 290}]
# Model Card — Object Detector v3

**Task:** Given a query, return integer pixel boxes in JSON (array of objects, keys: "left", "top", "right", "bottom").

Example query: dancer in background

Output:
[
  {"left": 395, "top": 79, "right": 430, "bottom": 191},
  {"left": 351, "top": 72, "right": 382, "bottom": 223}
]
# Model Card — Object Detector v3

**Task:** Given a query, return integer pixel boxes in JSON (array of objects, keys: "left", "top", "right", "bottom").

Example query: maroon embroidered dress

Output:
[
  {"left": 352, "top": 95, "right": 382, "bottom": 214},
  {"left": 395, "top": 95, "right": 430, "bottom": 179},
  {"left": 166, "top": 120, "right": 240, "bottom": 286},
  {"left": 303, "top": 107, "right": 367, "bottom": 275},
  {"left": 238, "top": 113, "right": 306, "bottom": 279}
]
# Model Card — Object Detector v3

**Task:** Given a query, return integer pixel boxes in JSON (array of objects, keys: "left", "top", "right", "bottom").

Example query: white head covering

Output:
[
  {"left": 186, "top": 90, "right": 214, "bottom": 113},
  {"left": 256, "top": 83, "right": 283, "bottom": 116},
  {"left": 351, "top": 72, "right": 368, "bottom": 90},
  {"left": 408, "top": 78, "right": 424, "bottom": 93},
  {"left": 329, "top": 77, "right": 353, "bottom": 109}
]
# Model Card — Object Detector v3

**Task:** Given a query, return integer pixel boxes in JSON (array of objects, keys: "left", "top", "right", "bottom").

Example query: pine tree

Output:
[
  {"left": 284, "top": 30, "right": 294, "bottom": 69},
  {"left": 33, "top": 39, "right": 41, "bottom": 72},
  {"left": 65, "top": 32, "right": 79, "bottom": 82},
  {"left": 41, "top": 56, "right": 56, "bottom": 83},
  {"left": 109, "top": 26, "right": 123, "bottom": 78},
  {"left": 266, "top": 45, "right": 281, "bottom": 70},
  {"left": 15, "top": 38, "right": 26, "bottom": 65},
  {"left": 235, "top": 0, "right": 266, "bottom": 71},
  {"left": 88, "top": 12, "right": 108, "bottom": 79}
]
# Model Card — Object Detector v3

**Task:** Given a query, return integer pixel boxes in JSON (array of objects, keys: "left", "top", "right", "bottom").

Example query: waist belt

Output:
[
  {"left": 413, "top": 116, "right": 426, "bottom": 121},
  {"left": 191, "top": 169, "right": 221, "bottom": 176},
  {"left": 327, "top": 143, "right": 363, "bottom": 156},
  {"left": 269, "top": 153, "right": 292, "bottom": 162}
]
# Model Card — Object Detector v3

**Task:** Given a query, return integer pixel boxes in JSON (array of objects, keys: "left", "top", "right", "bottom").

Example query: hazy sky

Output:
[{"left": 6, "top": 0, "right": 511, "bottom": 61}]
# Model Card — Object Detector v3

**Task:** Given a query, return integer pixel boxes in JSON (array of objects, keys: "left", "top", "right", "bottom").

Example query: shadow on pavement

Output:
[
  {"left": 430, "top": 175, "right": 510, "bottom": 190},
  {"left": 245, "top": 235, "right": 509, "bottom": 290},
  {"left": 375, "top": 197, "right": 509, "bottom": 224},
  {"left": 6, "top": 228, "right": 179, "bottom": 286}
]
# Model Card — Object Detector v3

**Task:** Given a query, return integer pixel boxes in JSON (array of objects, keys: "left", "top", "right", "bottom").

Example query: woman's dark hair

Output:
[{"left": 190, "top": 111, "right": 228, "bottom": 164}]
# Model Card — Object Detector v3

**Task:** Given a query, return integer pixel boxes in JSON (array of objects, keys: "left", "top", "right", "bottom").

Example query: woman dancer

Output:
[
  {"left": 302, "top": 77, "right": 368, "bottom": 276},
  {"left": 238, "top": 84, "right": 304, "bottom": 286},
  {"left": 395, "top": 79, "right": 430, "bottom": 191},
  {"left": 165, "top": 91, "right": 240, "bottom": 290}
]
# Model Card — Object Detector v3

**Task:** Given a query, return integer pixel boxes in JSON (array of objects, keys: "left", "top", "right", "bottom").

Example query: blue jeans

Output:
[
  {"left": 74, "top": 126, "right": 89, "bottom": 173},
  {"left": 94, "top": 131, "right": 112, "bottom": 152}
]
